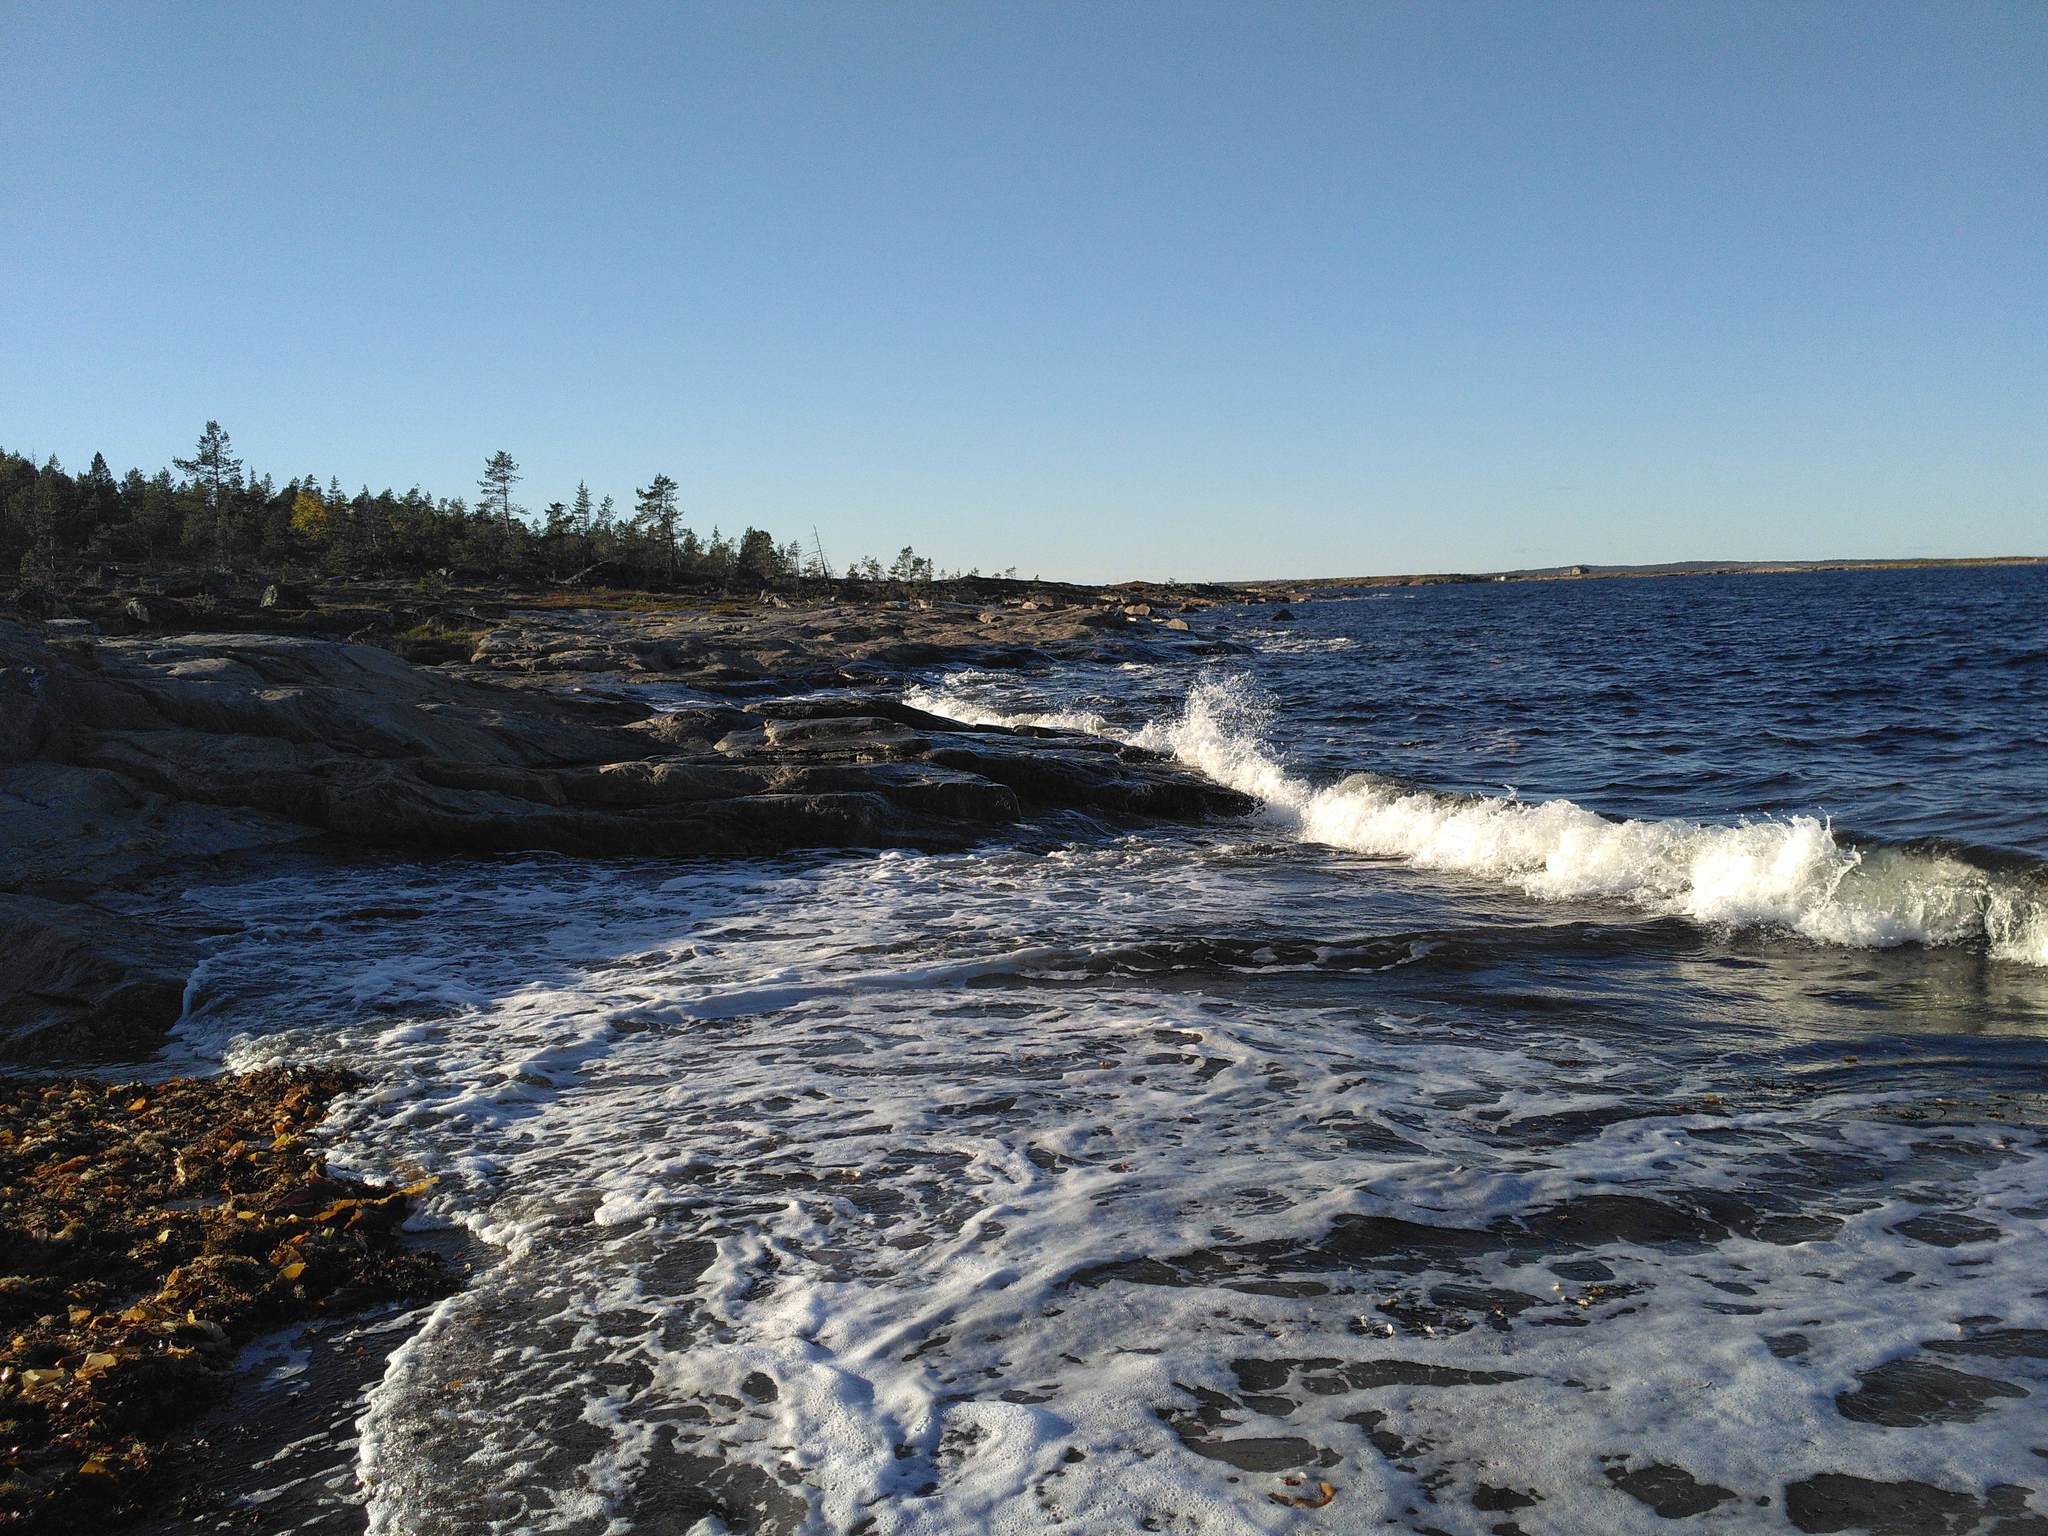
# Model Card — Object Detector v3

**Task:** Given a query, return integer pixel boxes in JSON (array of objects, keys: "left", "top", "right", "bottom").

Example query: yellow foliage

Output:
[{"left": 290, "top": 487, "right": 332, "bottom": 543}]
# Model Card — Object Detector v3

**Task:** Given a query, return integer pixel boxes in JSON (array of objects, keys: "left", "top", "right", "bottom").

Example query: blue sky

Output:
[{"left": 2, "top": 2, "right": 2041, "bottom": 580}]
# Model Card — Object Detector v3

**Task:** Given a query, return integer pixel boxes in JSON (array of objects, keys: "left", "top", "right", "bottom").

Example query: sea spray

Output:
[{"left": 907, "top": 671, "right": 2048, "bottom": 966}]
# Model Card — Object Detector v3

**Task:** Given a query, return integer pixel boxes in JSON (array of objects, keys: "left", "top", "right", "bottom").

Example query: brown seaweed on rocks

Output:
[{"left": 0, "top": 1065, "right": 450, "bottom": 1532}]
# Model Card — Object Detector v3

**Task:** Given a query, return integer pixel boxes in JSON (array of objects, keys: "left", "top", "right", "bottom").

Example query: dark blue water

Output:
[{"left": 1253, "top": 566, "right": 2047, "bottom": 860}]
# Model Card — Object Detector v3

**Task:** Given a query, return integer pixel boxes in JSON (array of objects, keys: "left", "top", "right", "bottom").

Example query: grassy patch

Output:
[{"left": 390, "top": 616, "right": 490, "bottom": 663}]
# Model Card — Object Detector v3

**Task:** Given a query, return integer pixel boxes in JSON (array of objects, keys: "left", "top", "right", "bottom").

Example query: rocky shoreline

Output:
[
  {"left": 0, "top": 581, "right": 1255, "bottom": 1528},
  {"left": 2, "top": 584, "right": 1252, "bottom": 1063}
]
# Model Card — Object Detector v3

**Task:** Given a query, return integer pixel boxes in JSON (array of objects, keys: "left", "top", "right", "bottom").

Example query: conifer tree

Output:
[
  {"left": 173, "top": 421, "right": 243, "bottom": 564},
  {"left": 635, "top": 473, "right": 680, "bottom": 579},
  {"left": 477, "top": 451, "right": 522, "bottom": 532}
]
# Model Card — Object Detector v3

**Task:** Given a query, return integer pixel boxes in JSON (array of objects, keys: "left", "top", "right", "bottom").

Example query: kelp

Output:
[{"left": 0, "top": 1066, "right": 449, "bottom": 1531}]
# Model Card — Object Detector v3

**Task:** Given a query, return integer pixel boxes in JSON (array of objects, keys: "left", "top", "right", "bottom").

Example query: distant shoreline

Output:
[{"left": 1234, "top": 553, "right": 2048, "bottom": 593}]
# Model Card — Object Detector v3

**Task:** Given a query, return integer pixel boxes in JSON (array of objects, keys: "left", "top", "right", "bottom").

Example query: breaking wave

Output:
[{"left": 906, "top": 674, "right": 2048, "bottom": 967}]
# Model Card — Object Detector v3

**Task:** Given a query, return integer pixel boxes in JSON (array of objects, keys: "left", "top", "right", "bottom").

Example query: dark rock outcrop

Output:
[
  {"left": 0, "top": 615, "right": 1250, "bottom": 1058},
  {"left": 123, "top": 594, "right": 188, "bottom": 628},
  {"left": 0, "top": 895, "right": 200, "bottom": 1061}
]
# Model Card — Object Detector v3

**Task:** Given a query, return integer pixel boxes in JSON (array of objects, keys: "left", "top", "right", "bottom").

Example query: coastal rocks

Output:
[
  {"left": 0, "top": 617, "right": 1253, "bottom": 1058},
  {"left": 122, "top": 595, "right": 187, "bottom": 629},
  {"left": 1, "top": 759, "right": 310, "bottom": 891},
  {"left": 0, "top": 659, "right": 63, "bottom": 761},
  {"left": 13, "top": 587, "right": 56, "bottom": 623},
  {"left": 0, "top": 895, "right": 200, "bottom": 1062},
  {"left": 459, "top": 599, "right": 1243, "bottom": 693}
]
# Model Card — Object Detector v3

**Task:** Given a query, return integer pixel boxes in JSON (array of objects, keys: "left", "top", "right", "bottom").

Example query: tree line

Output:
[{"left": 3, "top": 423, "right": 968, "bottom": 592}]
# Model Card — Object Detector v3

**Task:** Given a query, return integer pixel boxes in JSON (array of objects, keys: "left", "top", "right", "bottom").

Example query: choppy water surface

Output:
[{"left": 168, "top": 568, "right": 2046, "bottom": 1534}]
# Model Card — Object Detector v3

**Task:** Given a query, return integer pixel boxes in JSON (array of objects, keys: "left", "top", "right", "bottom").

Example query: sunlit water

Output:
[{"left": 156, "top": 568, "right": 2047, "bottom": 1533}]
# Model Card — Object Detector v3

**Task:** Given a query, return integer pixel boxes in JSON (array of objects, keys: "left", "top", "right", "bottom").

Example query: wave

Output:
[{"left": 906, "top": 674, "right": 2048, "bottom": 967}]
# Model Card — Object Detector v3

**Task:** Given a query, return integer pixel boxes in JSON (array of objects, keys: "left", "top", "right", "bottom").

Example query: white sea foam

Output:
[
  {"left": 907, "top": 672, "right": 2048, "bottom": 967},
  {"left": 162, "top": 849, "right": 2048, "bottom": 1534}
]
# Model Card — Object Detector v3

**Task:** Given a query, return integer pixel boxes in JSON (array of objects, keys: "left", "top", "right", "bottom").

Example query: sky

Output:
[{"left": 2, "top": 2, "right": 2041, "bottom": 582}]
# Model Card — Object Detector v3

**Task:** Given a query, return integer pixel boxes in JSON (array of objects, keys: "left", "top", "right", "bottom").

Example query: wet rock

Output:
[
  {"left": 1313, "top": 1360, "right": 1526, "bottom": 1391},
  {"left": 1341, "top": 1408, "right": 1429, "bottom": 1463},
  {"left": 1523, "top": 1193, "right": 1726, "bottom": 1248},
  {"left": 1473, "top": 1484, "right": 1539, "bottom": 1512},
  {"left": 0, "top": 895, "right": 200, "bottom": 1063},
  {"left": 1602, "top": 1460, "right": 1738, "bottom": 1518},
  {"left": 1893, "top": 1211, "right": 2002, "bottom": 1247},
  {"left": 1834, "top": 1357, "right": 2027, "bottom": 1426},
  {"left": 1181, "top": 1435, "right": 1322, "bottom": 1472},
  {"left": 1926, "top": 1328, "right": 2048, "bottom": 1360},
  {"left": 1784, "top": 1473, "right": 1997, "bottom": 1535}
]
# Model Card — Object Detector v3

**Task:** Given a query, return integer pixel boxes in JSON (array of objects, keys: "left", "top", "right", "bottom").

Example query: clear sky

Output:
[{"left": 2, "top": 2, "right": 2041, "bottom": 581}]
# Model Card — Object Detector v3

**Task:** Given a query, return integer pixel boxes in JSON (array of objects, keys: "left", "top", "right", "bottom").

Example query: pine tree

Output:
[
  {"left": 477, "top": 451, "right": 522, "bottom": 532},
  {"left": 17, "top": 458, "right": 60, "bottom": 589},
  {"left": 172, "top": 421, "right": 243, "bottom": 565},
  {"left": 634, "top": 473, "right": 680, "bottom": 579},
  {"left": 738, "top": 527, "right": 779, "bottom": 583}
]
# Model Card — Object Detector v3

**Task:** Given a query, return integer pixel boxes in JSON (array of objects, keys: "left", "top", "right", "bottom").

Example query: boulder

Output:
[
  {"left": 124, "top": 594, "right": 189, "bottom": 628},
  {"left": 12, "top": 586, "right": 55, "bottom": 623}
]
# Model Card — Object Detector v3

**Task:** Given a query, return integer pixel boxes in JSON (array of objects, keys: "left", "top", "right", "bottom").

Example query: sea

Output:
[{"left": 159, "top": 565, "right": 2048, "bottom": 1534}]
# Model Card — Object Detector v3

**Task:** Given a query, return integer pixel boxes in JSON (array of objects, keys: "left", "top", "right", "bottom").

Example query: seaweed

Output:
[{"left": 0, "top": 1066, "right": 450, "bottom": 1531}]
